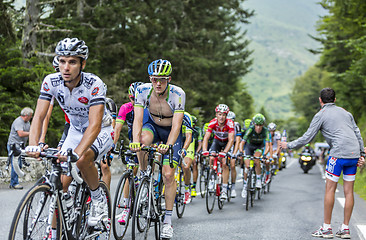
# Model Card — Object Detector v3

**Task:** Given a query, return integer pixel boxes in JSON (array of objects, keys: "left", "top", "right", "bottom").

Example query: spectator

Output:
[{"left": 7, "top": 107, "right": 33, "bottom": 189}]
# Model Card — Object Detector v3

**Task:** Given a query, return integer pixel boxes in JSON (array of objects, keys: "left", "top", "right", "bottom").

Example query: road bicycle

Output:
[
  {"left": 112, "top": 142, "right": 139, "bottom": 240},
  {"left": 131, "top": 145, "right": 173, "bottom": 240},
  {"left": 8, "top": 148, "right": 112, "bottom": 240}
]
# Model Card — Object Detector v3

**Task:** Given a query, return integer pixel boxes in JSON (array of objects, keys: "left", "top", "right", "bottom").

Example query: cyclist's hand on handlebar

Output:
[
  {"left": 202, "top": 151, "right": 209, "bottom": 157},
  {"left": 25, "top": 145, "right": 41, "bottom": 159},
  {"left": 179, "top": 148, "right": 187, "bottom": 158},
  {"left": 158, "top": 143, "right": 169, "bottom": 154},
  {"left": 129, "top": 142, "right": 141, "bottom": 152},
  {"left": 219, "top": 152, "right": 226, "bottom": 159},
  {"left": 57, "top": 150, "right": 79, "bottom": 163}
]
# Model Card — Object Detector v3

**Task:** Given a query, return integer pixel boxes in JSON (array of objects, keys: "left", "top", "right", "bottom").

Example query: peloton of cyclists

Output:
[{"left": 202, "top": 104, "right": 235, "bottom": 201}]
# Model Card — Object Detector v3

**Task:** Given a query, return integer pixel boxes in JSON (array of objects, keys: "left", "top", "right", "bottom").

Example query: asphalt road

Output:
[{"left": 2, "top": 157, "right": 366, "bottom": 240}]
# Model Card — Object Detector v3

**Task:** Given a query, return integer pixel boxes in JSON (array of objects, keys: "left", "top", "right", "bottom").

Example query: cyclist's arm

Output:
[
  {"left": 113, "top": 121, "right": 124, "bottom": 145},
  {"left": 276, "top": 139, "right": 281, "bottom": 155},
  {"left": 196, "top": 140, "right": 203, "bottom": 153},
  {"left": 263, "top": 141, "right": 271, "bottom": 157},
  {"left": 232, "top": 135, "right": 241, "bottom": 155},
  {"left": 239, "top": 139, "right": 246, "bottom": 153},
  {"left": 132, "top": 106, "right": 144, "bottom": 143},
  {"left": 29, "top": 99, "right": 51, "bottom": 146},
  {"left": 39, "top": 103, "right": 53, "bottom": 143},
  {"left": 202, "top": 130, "right": 212, "bottom": 152},
  {"left": 74, "top": 104, "right": 103, "bottom": 157},
  {"left": 183, "top": 131, "right": 192, "bottom": 150},
  {"left": 223, "top": 131, "right": 235, "bottom": 153},
  {"left": 166, "top": 111, "right": 184, "bottom": 145}
]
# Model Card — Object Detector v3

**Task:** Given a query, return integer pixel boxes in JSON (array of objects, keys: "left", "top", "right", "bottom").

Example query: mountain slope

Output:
[{"left": 241, "top": 0, "right": 327, "bottom": 119}]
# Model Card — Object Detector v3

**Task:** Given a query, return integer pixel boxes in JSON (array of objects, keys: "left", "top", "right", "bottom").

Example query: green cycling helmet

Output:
[
  {"left": 253, "top": 113, "right": 265, "bottom": 125},
  {"left": 244, "top": 118, "right": 252, "bottom": 130}
]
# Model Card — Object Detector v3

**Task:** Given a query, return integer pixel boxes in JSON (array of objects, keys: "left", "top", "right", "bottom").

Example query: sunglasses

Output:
[{"left": 150, "top": 76, "right": 170, "bottom": 84}]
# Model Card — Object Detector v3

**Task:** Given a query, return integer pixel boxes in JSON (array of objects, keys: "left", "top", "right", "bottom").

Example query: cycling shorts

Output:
[
  {"left": 185, "top": 139, "right": 195, "bottom": 160},
  {"left": 61, "top": 125, "right": 114, "bottom": 162},
  {"left": 209, "top": 138, "right": 227, "bottom": 153},
  {"left": 325, "top": 156, "right": 358, "bottom": 182},
  {"left": 244, "top": 143, "right": 264, "bottom": 157},
  {"left": 142, "top": 108, "right": 182, "bottom": 167}
]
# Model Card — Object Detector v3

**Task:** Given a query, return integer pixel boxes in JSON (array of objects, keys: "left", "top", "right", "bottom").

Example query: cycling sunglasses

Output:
[{"left": 149, "top": 76, "right": 170, "bottom": 84}]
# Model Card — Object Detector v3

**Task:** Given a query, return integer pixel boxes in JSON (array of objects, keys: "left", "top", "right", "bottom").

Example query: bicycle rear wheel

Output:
[
  {"left": 9, "top": 183, "right": 62, "bottom": 240},
  {"left": 205, "top": 170, "right": 216, "bottom": 214},
  {"left": 112, "top": 171, "right": 135, "bottom": 240},
  {"left": 175, "top": 168, "right": 185, "bottom": 218}
]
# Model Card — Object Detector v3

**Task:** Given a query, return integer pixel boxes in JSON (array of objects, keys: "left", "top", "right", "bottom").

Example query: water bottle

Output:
[
  {"left": 64, "top": 192, "right": 74, "bottom": 220},
  {"left": 281, "top": 129, "right": 287, "bottom": 142}
]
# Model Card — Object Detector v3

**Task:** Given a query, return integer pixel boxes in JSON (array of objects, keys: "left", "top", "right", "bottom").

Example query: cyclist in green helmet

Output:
[{"left": 239, "top": 113, "right": 272, "bottom": 198}]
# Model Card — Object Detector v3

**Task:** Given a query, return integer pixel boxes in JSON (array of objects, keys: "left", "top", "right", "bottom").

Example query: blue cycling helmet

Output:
[{"left": 148, "top": 59, "right": 172, "bottom": 76}]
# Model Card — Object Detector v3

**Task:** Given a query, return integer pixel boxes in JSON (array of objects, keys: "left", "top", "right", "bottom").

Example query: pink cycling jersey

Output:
[
  {"left": 206, "top": 118, "right": 235, "bottom": 142},
  {"left": 116, "top": 102, "right": 134, "bottom": 128}
]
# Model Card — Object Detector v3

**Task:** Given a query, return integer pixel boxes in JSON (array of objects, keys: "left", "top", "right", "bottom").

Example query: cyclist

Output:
[
  {"left": 26, "top": 38, "right": 114, "bottom": 227},
  {"left": 268, "top": 122, "right": 281, "bottom": 174},
  {"left": 202, "top": 104, "right": 235, "bottom": 201},
  {"left": 227, "top": 111, "right": 242, "bottom": 198},
  {"left": 239, "top": 113, "right": 271, "bottom": 198},
  {"left": 238, "top": 118, "right": 252, "bottom": 178},
  {"left": 130, "top": 59, "right": 185, "bottom": 239},
  {"left": 181, "top": 111, "right": 194, "bottom": 204},
  {"left": 114, "top": 82, "right": 143, "bottom": 224},
  {"left": 191, "top": 115, "right": 203, "bottom": 197}
]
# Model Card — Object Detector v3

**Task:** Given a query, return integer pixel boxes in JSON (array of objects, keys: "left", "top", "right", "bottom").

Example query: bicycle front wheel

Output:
[
  {"left": 205, "top": 170, "right": 216, "bottom": 214},
  {"left": 112, "top": 171, "right": 135, "bottom": 240},
  {"left": 199, "top": 167, "right": 208, "bottom": 198},
  {"left": 9, "top": 183, "right": 62, "bottom": 240},
  {"left": 132, "top": 177, "right": 153, "bottom": 240}
]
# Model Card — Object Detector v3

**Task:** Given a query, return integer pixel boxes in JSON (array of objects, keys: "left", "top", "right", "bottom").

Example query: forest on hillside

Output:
[{"left": 1, "top": 0, "right": 366, "bottom": 155}]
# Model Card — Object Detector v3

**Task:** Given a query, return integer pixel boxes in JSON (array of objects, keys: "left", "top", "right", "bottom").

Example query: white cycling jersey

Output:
[
  {"left": 272, "top": 131, "right": 281, "bottom": 151},
  {"left": 39, "top": 72, "right": 109, "bottom": 132},
  {"left": 134, "top": 83, "right": 185, "bottom": 114}
]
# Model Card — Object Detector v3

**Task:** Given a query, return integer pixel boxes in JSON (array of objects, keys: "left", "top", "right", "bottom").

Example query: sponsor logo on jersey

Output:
[
  {"left": 83, "top": 77, "right": 96, "bottom": 89},
  {"left": 78, "top": 97, "right": 89, "bottom": 105},
  {"left": 51, "top": 76, "right": 62, "bottom": 87},
  {"left": 43, "top": 82, "right": 50, "bottom": 92},
  {"left": 91, "top": 87, "right": 99, "bottom": 96}
]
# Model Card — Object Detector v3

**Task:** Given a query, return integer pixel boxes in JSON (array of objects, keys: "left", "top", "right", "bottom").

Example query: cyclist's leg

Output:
[
  {"left": 138, "top": 123, "right": 156, "bottom": 171},
  {"left": 191, "top": 153, "right": 198, "bottom": 193},
  {"left": 101, "top": 159, "right": 111, "bottom": 189}
]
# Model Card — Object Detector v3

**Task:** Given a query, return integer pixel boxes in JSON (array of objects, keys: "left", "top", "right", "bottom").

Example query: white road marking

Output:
[
  {"left": 287, "top": 157, "right": 296, "bottom": 168},
  {"left": 337, "top": 197, "right": 345, "bottom": 208},
  {"left": 357, "top": 225, "right": 366, "bottom": 240}
]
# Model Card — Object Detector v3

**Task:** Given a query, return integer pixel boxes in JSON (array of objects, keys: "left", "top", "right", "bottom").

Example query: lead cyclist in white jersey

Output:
[{"left": 26, "top": 38, "right": 114, "bottom": 227}]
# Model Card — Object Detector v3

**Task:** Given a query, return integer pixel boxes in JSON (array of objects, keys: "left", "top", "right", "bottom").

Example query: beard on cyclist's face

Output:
[
  {"left": 255, "top": 124, "right": 263, "bottom": 133},
  {"left": 216, "top": 112, "right": 227, "bottom": 124},
  {"left": 59, "top": 56, "right": 85, "bottom": 85}
]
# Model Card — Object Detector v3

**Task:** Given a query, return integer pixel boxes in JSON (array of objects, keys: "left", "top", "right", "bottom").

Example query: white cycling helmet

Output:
[
  {"left": 268, "top": 122, "right": 277, "bottom": 131},
  {"left": 55, "top": 38, "right": 89, "bottom": 60},
  {"left": 227, "top": 111, "right": 236, "bottom": 120},
  {"left": 52, "top": 56, "right": 59, "bottom": 72},
  {"left": 215, "top": 104, "right": 230, "bottom": 114}
]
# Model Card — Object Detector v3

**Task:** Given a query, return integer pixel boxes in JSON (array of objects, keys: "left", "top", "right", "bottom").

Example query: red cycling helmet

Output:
[{"left": 215, "top": 104, "right": 230, "bottom": 114}]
